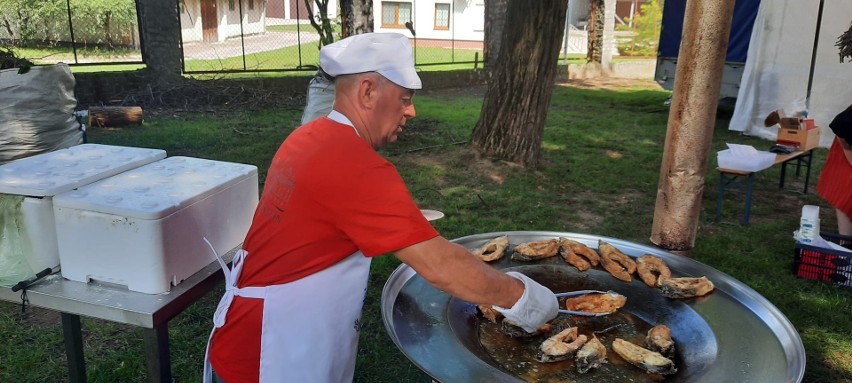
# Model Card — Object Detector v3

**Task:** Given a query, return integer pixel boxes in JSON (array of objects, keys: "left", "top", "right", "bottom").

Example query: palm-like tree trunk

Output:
[
  {"left": 587, "top": 0, "right": 604, "bottom": 63},
  {"left": 340, "top": 0, "right": 373, "bottom": 38}
]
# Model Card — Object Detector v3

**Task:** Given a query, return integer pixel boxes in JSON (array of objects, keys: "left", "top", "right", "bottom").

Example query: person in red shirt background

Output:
[
  {"left": 203, "top": 33, "right": 558, "bottom": 383},
  {"left": 816, "top": 105, "right": 852, "bottom": 236}
]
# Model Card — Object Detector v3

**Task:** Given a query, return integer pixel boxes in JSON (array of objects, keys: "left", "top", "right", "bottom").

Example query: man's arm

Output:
[{"left": 394, "top": 236, "right": 523, "bottom": 308}]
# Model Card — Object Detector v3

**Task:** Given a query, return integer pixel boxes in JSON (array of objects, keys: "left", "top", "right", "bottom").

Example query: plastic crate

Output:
[{"left": 793, "top": 232, "right": 852, "bottom": 287}]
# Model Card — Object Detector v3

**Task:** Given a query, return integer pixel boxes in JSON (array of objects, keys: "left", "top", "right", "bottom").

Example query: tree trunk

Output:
[
  {"left": 104, "top": 12, "right": 113, "bottom": 47},
  {"left": 304, "top": 0, "right": 335, "bottom": 47},
  {"left": 483, "top": 0, "right": 509, "bottom": 67},
  {"left": 340, "top": 0, "right": 373, "bottom": 38},
  {"left": 471, "top": 0, "right": 569, "bottom": 168},
  {"left": 2, "top": 18, "right": 15, "bottom": 40},
  {"left": 587, "top": 0, "right": 604, "bottom": 63}
]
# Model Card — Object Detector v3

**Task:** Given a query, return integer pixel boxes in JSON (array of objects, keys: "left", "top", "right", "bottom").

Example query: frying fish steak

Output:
[
  {"left": 612, "top": 338, "right": 677, "bottom": 375},
  {"left": 471, "top": 235, "right": 510, "bottom": 262},
  {"left": 559, "top": 238, "right": 601, "bottom": 271},
  {"left": 636, "top": 254, "right": 672, "bottom": 287},
  {"left": 536, "top": 326, "right": 588, "bottom": 363},
  {"left": 646, "top": 324, "right": 675, "bottom": 358},
  {"left": 660, "top": 276, "right": 715, "bottom": 299},
  {"left": 575, "top": 335, "right": 607, "bottom": 373},
  {"left": 477, "top": 304, "right": 502, "bottom": 324},
  {"left": 564, "top": 290, "right": 627, "bottom": 314},
  {"left": 499, "top": 318, "right": 552, "bottom": 338},
  {"left": 598, "top": 240, "right": 637, "bottom": 282},
  {"left": 511, "top": 239, "right": 560, "bottom": 261}
]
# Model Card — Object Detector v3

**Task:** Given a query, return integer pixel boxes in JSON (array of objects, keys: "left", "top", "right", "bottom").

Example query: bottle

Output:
[{"left": 798, "top": 205, "right": 820, "bottom": 243}]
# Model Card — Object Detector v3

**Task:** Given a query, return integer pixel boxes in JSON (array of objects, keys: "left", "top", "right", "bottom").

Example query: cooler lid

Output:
[
  {"left": 52, "top": 156, "right": 258, "bottom": 219},
  {"left": 0, "top": 144, "right": 167, "bottom": 197}
]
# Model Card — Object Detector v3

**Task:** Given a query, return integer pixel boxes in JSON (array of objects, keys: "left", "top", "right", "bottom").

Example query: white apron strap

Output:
[{"left": 202, "top": 238, "right": 264, "bottom": 383}]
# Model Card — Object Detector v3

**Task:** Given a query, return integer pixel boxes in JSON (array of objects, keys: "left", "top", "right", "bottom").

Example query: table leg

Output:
[
  {"left": 143, "top": 325, "right": 171, "bottom": 383},
  {"left": 61, "top": 313, "right": 87, "bottom": 383},
  {"left": 803, "top": 151, "right": 813, "bottom": 193},
  {"left": 779, "top": 160, "right": 788, "bottom": 189},
  {"left": 716, "top": 172, "right": 725, "bottom": 222},
  {"left": 743, "top": 174, "right": 754, "bottom": 226}
]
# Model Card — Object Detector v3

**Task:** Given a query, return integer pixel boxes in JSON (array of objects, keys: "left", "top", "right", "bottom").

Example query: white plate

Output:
[{"left": 420, "top": 209, "right": 445, "bottom": 221}]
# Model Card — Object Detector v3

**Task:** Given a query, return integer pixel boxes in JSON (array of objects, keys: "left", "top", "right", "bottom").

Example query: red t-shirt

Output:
[
  {"left": 210, "top": 117, "right": 438, "bottom": 382},
  {"left": 817, "top": 138, "right": 852, "bottom": 216}
]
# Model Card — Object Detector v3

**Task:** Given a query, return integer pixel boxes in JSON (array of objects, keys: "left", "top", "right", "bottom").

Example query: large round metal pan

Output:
[{"left": 381, "top": 231, "right": 805, "bottom": 383}]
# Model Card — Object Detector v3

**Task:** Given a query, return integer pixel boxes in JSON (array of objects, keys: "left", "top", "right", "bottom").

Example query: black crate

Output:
[{"left": 793, "top": 232, "right": 852, "bottom": 287}]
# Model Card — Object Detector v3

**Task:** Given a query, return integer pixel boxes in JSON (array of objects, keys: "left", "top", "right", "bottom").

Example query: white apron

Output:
[{"left": 203, "top": 245, "right": 372, "bottom": 383}]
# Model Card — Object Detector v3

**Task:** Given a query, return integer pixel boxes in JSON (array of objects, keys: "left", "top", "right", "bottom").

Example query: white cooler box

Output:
[
  {"left": 53, "top": 156, "right": 259, "bottom": 294},
  {"left": 0, "top": 144, "right": 167, "bottom": 277}
]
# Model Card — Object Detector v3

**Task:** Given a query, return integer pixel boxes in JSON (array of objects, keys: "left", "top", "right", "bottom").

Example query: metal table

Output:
[{"left": 0, "top": 248, "right": 236, "bottom": 383}]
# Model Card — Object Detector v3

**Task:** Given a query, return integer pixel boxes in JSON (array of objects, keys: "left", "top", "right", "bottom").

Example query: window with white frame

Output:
[
  {"left": 434, "top": 3, "right": 450, "bottom": 30},
  {"left": 382, "top": 1, "right": 412, "bottom": 28}
]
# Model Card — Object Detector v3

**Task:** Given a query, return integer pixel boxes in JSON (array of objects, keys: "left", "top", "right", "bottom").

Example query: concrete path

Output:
[{"left": 182, "top": 31, "right": 320, "bottom": 60}]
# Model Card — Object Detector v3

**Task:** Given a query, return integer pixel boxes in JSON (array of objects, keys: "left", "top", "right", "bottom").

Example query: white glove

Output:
[{"left": 492, "top": 271, "right": 559, "bottom": 333}]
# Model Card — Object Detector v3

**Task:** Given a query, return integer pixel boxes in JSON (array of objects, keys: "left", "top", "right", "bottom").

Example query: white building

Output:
[
  {"left": 181, "top": 0, "right": 268, "bottom": 42},
  {"left": 371, "top": 0, "right": 645, "bottom": 53},
  {"left": 179, "top": 0, "right": 644, "bottom": 51},
  {"left": 266, "top": 0, "right": 339, "bottom": 23},
  {"left": 373, "top": 0, "right": 485, "bottom": 42}
]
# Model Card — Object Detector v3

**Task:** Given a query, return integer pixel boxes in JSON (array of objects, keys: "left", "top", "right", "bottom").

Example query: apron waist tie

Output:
[
  {"left": 206, "top": 282, "right": 268, "bottom": 382},
  {"left": 203, "top": 238, "right": 273, "bottom": 383},
  {"left": 213, "top": 285, "right": 267, "bottom": 327}
]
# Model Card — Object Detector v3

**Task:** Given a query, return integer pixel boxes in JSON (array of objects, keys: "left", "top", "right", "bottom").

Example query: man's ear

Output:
[{"left": 357, "top": 76, "right": 379, "bottom": 109}]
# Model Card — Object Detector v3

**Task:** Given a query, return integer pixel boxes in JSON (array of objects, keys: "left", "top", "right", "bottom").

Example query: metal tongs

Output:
[{"left": 555, "top": 289, "right": 615, "bottom": 317}]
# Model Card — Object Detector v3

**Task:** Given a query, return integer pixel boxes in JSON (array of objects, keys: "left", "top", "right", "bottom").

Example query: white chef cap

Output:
[{"left": 320, "top": 33, "right": 422, "bottom": 90}]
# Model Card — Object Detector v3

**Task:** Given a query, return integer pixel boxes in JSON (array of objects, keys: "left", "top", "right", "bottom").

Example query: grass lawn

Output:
[
  {"left": 12, "top": 46, "right": 141, "bottom": 64},
  {"left": 0, "top": 78, "right": 850, "bottom": 382}
]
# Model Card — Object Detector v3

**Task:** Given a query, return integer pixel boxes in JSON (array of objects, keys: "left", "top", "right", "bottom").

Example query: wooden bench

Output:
[{"left": 715, "top": 149, "right": 815, "bottom": 225}]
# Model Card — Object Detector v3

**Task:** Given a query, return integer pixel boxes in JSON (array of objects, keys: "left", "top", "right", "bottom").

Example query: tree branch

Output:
[{"left": 838, "top": 22, "right": 852, "bottom": 63}]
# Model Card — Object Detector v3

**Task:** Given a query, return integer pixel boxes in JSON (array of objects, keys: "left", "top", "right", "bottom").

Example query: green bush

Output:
[
  {"left": 0, "top": 46, "right": 33, "bottom": 73},
  {"left": 616, "top": 0, "right": 662, "bottom": 57},
  {"left": 0, "top": 0, "right": 137, "bottom": 47}
]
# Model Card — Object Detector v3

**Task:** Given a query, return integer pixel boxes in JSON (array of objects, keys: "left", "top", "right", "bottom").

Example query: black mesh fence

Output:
[
  {"left": 0, "top": 0, "right": 490, "bottom": 73},
  {"left": 180, "top": 0, "right": 485, "bottom": 74},
  {"left": 0, "top": 0, "right": 142, "bottom": 66}
]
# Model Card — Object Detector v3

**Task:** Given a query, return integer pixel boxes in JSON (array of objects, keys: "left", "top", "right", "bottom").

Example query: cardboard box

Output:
[
  {"left": 764, "top": 108, "right": 786, "bottom": 127},
  {"left": 780, "top": 116, "right": 805, "bottom": 130},
  {"left": 777, "top": 126, "right": 820, "bottom": 151}
]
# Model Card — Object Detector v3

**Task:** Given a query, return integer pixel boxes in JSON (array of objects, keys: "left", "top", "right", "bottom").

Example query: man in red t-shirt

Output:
[
  {"left": 816, "top": 106, "right": 852, "bottom": 236},
  {"left": 203, "top": 33, "right": 558, "bottom": 383}
]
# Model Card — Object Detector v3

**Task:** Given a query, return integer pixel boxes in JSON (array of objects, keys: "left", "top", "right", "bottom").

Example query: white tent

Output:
[{"left": 729, "top": 0, "right": 852, "bottom": 147}]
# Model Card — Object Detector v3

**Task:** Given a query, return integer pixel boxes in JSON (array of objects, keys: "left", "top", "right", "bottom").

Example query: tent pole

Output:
[
  {"left": 806, "top": 0, "right": 825, "bottom": 111},
  {"left": 650, "top": 0, "right": 736, "bottom": 256}
]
